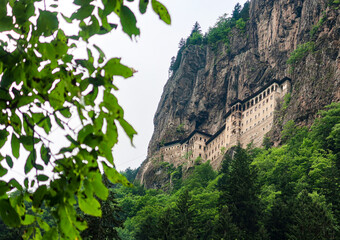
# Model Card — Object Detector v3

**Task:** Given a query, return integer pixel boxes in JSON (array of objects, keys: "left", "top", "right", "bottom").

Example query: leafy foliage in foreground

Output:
[
  {"left": 114, "top": 103, "right": 340, "bottom": 240},
  {"left": 0, "top": 0, "right": 170, "bottom": 239}
]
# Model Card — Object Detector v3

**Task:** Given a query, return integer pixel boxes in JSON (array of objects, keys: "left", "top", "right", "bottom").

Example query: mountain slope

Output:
[{"left": 136, "top": 0, "right": 340, "bottom": 188}]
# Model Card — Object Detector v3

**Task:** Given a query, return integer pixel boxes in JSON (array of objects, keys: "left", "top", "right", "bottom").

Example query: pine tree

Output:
[
  {"left": 173, "top": 189, "right": 196, "bottom": 239},
  {"left": 191, "top": 21, "right": 202, "bottom": 35},
  {"left": 220, "top": 145, "right": 260, "bottom": 238},
  {"left": 232, "top": 3, "right": 242, "bottom": 20}
]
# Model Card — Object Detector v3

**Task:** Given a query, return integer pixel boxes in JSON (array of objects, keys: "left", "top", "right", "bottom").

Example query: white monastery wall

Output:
[{"left": 158, "top": 78, "right": 291, "bottom": 169}]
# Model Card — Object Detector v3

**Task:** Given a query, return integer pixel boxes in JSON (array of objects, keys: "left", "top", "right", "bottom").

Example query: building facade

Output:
[{"left": 159, "top": 78, "right": 291, "bottom": 168}]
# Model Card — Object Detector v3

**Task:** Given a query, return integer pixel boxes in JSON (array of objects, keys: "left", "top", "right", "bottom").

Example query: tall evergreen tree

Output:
[
  {"left": 232, "top": 3, "right": 242, "bottom": 20},
  {"left": 173, "top": 189, "right": 196, "bottom": 239},
  {"left": 219, "top": 145, "right": 260, "bottom": 238}
]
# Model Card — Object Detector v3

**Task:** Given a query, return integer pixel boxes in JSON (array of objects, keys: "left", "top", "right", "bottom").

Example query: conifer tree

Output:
[
  {"left": 173, "top": 189, "right": 196, "bottom": 239},
  {"left": 219, "top": 145, "right": 260, "bottom": 238}
]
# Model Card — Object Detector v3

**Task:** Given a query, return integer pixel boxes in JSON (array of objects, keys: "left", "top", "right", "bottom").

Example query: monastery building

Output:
[{"left": 159, "top": 78, "right": 291, "bottom": 168}]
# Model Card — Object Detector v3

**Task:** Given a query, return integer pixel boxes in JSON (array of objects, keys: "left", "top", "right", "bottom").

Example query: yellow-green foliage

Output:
[{"left": 287, "top": 42, "right": 315, "bottom": 65}]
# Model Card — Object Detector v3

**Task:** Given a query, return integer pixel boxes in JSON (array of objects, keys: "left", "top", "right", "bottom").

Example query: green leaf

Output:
[
  {"left": 0, "top": 130, "right": 9, "bottom": 149},
  {"left": 0, "top": 164, "right": 8, "bottom": 177},
  {"left": 36, "top": 10, "right": 59, "bottom": 37},
  {"left": 120, "top": 5, "right": 140, "bottom": 38},
  {"left": 94, "top": 44, "right": 105, "bottom": 64},
  {"left": 71, "top": 4, "right": 95, "bottom": 20},
  {"left": 40, "top": 145, "right": 50, "bottom": 165},
  {"left": 8, "top": 178, "right": 22, "bottom": 191},
  {"left": 78, "top": 124, "right": 94, "bottom": 143},
  {"left": 37, "top": 217, "right": 50, "bottom": 232},
  {"left": 21, "top": 215, "right": 35, "bottom": 225},
  {"left": 37, "top": 174, "right": 49, "bottom": 182},
  {"left": 43, "top": 227, "right": 58, "bottom": 240},
  {"left": 102, "top": 162, "right": 132, "bottom": 187},
  {"left": 103, "top": 58, "right": 134, "bottom": 79},
  {"left": 78, "top": 192, "right": 101, "bottom": 217},
  {"left": 20, "top": 136, "right": 39, "bottom": 151},
  {"left": 5, "top": 155, "right": 13, "bottom": 168},
  {"left": 61, "top": 13, "right": 72, "bottom": 23},
  {"left": 60, "top": 108, "right": 72, "bottom": 118},
  {"left": 49, "top": 80, "right": 65, "bottom": 109},
  {"left": 151, "top": 0, "right": 171, "bottom": 24},
  {"left": 75, "top": 59, "right": 95, "bottom": 75},
  {"left": 0, "top": 181, "right": 9, "bottom": 196},
  {"left": 54, "top": 115, "right": 65, "bottom": 130},
  {"left": 25, "top": 150, "right": 36, "bottom": 174},
  {"left": 33, "top": 185, "right": 47, "bottom": 208},
  {"left": 0, "top": 16, "right": 14, "bottom": 31},
  {"left": 66, "top": 135, "right": 79, "bottom": 146},
  {"left": 119, "top": 118, "right": 137, "bottom": 144},
  {"left": 35, "top": 164, "right": 44, "bottom": 171},
  {"left": 11, "top": 133, "right": 20, "bottom": 159},
  {"left": 10, "top": 113, "right": 21, "bottom": 134},
  {"left": 24, "top": 178, "right": 29, "bottom": 189},
  {"left": 91, "top": 173, "right": 108, "bottom": 200},
  {"left": 83, "top": 134, "right": 103, "bottom": 148},
  {"left": 139, "top": 0, "right": 149, "bottom": 14},
  {"left": 0, "top": 199, "right": 21, "bottom": 227},
  {"left": 80, "top": 15, "right": 100, "bottom": 40},
  {"left": 57, "top": 204, "right": 80, "bottom": 239}
]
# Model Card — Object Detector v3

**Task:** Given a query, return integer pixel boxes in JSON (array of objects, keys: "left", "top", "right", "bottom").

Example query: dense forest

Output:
[
  {"left": 113, "top": 102, "right": 340, "bottom": 240},
  {"left": 0, "top": 83, "right": 339, "bottom": 238},
  {"left": 3, "top": 102, "right": 336, "bottom": 239}
]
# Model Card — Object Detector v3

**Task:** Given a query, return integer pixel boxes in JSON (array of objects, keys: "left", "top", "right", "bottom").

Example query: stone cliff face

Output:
[{"left": 136, "top": 0, "right": 340, "bottom": 188}]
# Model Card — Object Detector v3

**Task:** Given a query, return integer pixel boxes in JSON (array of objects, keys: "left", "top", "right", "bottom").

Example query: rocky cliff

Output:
[{"left": 136, "top": 0, "right": 340, "bottom": 188}]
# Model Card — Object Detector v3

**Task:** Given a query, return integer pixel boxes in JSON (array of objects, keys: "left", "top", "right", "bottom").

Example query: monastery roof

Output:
[
  {"left": 163, "top": 140, "right": 182, "bottom": 147},
  {"left": 225, "top": 77, "right": 291, "bottom": 118},
  {"left": 206, "top": 125, "right": 226, "bottom": 144},
  {"left": 181, "top": 130, "right": 212, "bottom": 144},
  {"left": 162, "top": 130, "right": 212, "bottom": 147}
]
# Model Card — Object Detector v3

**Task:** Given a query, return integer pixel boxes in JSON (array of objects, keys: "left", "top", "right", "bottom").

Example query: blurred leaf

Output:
[
  {"left": 36, "top": 10, "right": 59, "bottom": 37},
  {"left": 25, "top": 150, "right": 36, "bottom": 174},
  {"left": 102, "top": 162, "right": 132, "bottom": 187},
  {"left": 37, "top": 174, "right": 49, "bottom": 182},
  {"left": 0, "top": 199, "right": 21, "bottom": 227},
  {"left": 5, "top": 155, "right": 13, "bottom": 168},
  {"left": 11, "top": 133, "right": 20, "bottom": 159},
  {"left": 119, "top": 118, "right": 137, "bottom": 144},
  {"left": 71, "top": 4, "right": 95, "bottom": 20},
  {"left": 33, "top": 185, "right": 47, "bottom": 208},
  {"left": 0, "top": 130, "right": 9, "bottom": 149},
  {"left": 40, "top": 145, "right": 51, "bottom": 165},
  {"left": 139, "top": 0, "right": 149, "bottom": 14},
  {"left": 78, "top": 192, "right": 101, "bottom": 216},
  {"left": 151, "top": 0, "right": 171, "bottom": 24},
  {"left": 8, "top": 178, "right": 22, "bottom": 191},
  {"left": 120, "top": 5, "right": 140, "bottom": 38},
  {"left": 103, "top": 58, "right": 134, "bottom": 79}
]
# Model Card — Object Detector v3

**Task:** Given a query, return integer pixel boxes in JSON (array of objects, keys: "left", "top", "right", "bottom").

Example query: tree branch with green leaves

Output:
[{"left": 0, "top": 0, "right": 170, "bottom": 239}]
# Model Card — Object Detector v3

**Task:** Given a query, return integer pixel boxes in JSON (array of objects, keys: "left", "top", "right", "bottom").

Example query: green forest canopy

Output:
[{"left": 116, "top": 102, "right": 340, "bottom": 240}]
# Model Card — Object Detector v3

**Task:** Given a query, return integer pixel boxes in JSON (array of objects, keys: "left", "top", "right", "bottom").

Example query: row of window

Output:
[{"left": 230, "top": 84, "right": 279, "bottom": 113}]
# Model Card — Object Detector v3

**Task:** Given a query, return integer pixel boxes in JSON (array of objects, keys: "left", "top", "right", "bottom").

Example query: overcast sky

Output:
[{"left": 100, "top": 0, "right": 248, "bottom": 171}]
